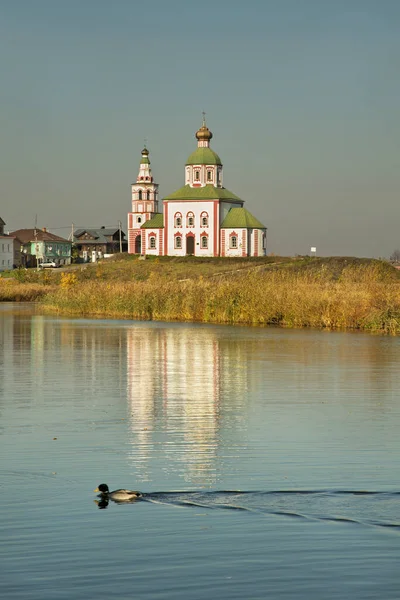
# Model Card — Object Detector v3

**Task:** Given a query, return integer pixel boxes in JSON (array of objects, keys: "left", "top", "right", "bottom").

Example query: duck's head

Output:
[{"left": 94, "top": 483, "right": 109, "bottom": 494}]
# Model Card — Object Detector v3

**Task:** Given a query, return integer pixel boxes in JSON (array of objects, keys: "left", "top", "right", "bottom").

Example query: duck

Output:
[{"left": 94, "top": 483, "right": 142, "bottom": 502}]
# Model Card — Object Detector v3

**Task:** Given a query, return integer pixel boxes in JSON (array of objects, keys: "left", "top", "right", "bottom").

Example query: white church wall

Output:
[
  {"left": 165, "top": 201, "right": 217, "bottom": 257},
  {"left": 221, "top": 228, "right": 245, "bottom": 257},
  {"left": 144, "top": 230, "right": 160, "bottom": 256}
]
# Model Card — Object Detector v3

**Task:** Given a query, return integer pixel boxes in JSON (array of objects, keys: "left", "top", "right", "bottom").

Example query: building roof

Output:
[
  {"left": 220, "top": 207, "right": 266, "bottom": 229},
  {"left": 73, "top": 228, "right": 123, "bottom": 243},
  {"left": 164, "top": 184, "right": 242, "bottom": 202},
  {"left": 186, "top": 147, "right": 222, "bottom": 166},
  {"left": 10, "top": 229, "right": 70, "bottom": 243},
  {"left": 141, "top": 213, "right": 164, "bottom": 229}
]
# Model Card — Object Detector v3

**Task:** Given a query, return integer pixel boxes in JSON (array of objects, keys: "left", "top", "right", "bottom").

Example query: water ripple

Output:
[{"left": 95, "top": 488, "right": 400, "bottom": 531}]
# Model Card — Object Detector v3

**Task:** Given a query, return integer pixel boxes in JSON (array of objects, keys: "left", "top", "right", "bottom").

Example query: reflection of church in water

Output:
[{"left": 126, "top": 326, "right": 248, "bottom": 485}]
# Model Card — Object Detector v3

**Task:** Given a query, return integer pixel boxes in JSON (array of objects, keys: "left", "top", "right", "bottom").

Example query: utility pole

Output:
[
  {"left": 71, "top": 223, "right": 75, "bottom": 264},
  {"left": 118, "top": 220, "right": 122, "bottom": 253},
  {"left": 34, "top": 215, "right": 39, "bottom": 270}
]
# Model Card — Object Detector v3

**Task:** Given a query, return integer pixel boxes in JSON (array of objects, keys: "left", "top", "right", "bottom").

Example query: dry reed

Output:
[{"left": 42, "top": 263, "right": 400, "bottom": 333}]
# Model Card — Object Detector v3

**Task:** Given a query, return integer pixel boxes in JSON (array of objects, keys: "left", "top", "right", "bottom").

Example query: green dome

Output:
[{"left": 186, "top": 147, "right": 222, "bottom": 166}]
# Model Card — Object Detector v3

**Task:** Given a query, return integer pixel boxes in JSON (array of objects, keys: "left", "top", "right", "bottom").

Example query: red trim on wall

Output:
[
  {"left": 213, "top": 201, "right": 218, "bottom": 256},
  {"left": 221, "top": 230, "right": 225, "bottom": 257},
  {"left": 164, "top": 203, "right": 168, "bottom": 256},
  {"left": 159, "top": 230, "right": 163, "bottom": 256},
  {"left": 242, "top": 229, "right": 247, "bottom": 257},
  {"left": 128, "top": 225, "right": 142, "bottom": 254},
  {"left": 141, "top": 229, "right": 145, "bottom": 255},
  {"left": 254, "top": 230, "right": 259, "bottom": 257}
]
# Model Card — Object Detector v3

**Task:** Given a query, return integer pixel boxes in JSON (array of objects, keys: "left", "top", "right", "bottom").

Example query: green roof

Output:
[
  {"left": 164, "top": 184, "right": 242, "bottom": 202},
  {"left": 140, "top": 157, "right": 150, "bottom": 165},
  {"left": 141, "top": 213, "right": 164, "bottom": 229},
  {"left": 220, "top": 207, "right": 266, "bottom": 229},
  {"left": 186, "top": 147, "right": 222, "bottom": 166}
]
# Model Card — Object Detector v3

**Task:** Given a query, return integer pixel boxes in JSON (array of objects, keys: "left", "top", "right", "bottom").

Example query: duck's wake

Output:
[{"left": 98, "top": 488, "right": 400, "bottom": 530}]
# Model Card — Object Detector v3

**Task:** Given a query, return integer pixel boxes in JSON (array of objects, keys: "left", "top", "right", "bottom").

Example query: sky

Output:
[{"left": 1, "top": 0, "right": 400, "bottom": 257}]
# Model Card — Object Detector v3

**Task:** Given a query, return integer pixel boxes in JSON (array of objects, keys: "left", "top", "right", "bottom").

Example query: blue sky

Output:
[{"left": 1, "top": 0, "right": 399, "bottom": 256}]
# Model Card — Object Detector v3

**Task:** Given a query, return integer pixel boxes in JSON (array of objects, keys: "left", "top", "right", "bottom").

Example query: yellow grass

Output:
[
  {"left": 41, "top": 262, "right": 400, "bottom": 334},
  {"left": 0, "top": 277, "right": 53, "bottom": 301}
]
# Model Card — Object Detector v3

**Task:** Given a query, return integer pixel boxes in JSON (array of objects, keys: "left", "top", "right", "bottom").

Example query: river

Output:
[{"left": 1, "top": 303, "right": 399, "bottom": 599}]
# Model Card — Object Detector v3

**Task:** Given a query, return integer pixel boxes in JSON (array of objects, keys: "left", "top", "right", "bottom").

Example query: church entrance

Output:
[
  {"left": 186, "top": 235, "right": 195, "bottom": 256},
  {"left": 135, "top": 235, "right": 141, "bottom": 254}
]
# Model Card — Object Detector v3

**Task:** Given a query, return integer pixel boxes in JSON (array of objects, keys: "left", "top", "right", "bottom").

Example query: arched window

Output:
[
  {"left": 230, "top": 235, "right": 238, "bottom": 249},
  {"left": 194, "top": 170, "right": 200, "bottom": 181},
  {"left": 138, "top": 190, "right": 142, "bottom": 200},
  {"left": 201, "top": 236, "right": 208, "bottom": 249},
  {"left": 137, "top": 217, "right": 142, "bottom": 224},
  {"left": 207, "top": 170, "right": 213, "bottom": 182},
  {"left": 149, "top": 236, "right": 156, "bottom": 249},
  {"left": 175, "top": 236, "right": 182, "bottom": 249},
  {"left": 200, "top": 212, "right": 208, "bottom": 227},
  {"left": 174, "top": 213, "right": 182, "bottom": 227},
  {"left": 146, "top": 191, "right": 151, "bottom": 200},
  {"left": 187, "top": 212, "right": 194, "bottom": 227}
]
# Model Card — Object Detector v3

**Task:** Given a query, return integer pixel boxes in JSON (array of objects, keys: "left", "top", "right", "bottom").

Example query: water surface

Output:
[{"left": 1, "top": 303, "right": 399, "bottom": 599}]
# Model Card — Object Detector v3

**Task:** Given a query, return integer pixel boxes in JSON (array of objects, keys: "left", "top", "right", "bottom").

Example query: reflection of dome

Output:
[{"left": 195, "top": 124, "right": 213, "bottom": 141}]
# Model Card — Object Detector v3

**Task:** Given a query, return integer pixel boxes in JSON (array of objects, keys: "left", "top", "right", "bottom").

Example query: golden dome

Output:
[
  {"left": 195, "top": 124, "right": 213, "bottom": 141},
  {"left": 195, "top": 113, "right": 213, "bottom": 141}
]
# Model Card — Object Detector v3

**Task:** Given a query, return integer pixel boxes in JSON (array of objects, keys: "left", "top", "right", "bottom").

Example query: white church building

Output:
[{"left": 127, "top": 119, "right": 267, "bottom": 257}]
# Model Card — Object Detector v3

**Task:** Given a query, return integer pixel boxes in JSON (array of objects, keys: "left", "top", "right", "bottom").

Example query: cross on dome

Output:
[{"left": 195, "top": 113, "right": 213, "bottom": 144}]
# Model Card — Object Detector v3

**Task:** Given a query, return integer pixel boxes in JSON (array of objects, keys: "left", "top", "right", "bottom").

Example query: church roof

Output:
[
  {"left": 185, "top": 147, "right": 222, "bottom": 166},
  {"left": 141, "top": 213, "right": 164, "bottom": 229},
  {"left": 163, "top": 184, "right": 242, "bottom": 202},
  {"left": 220, "top": 207, "right": 266, "bottom": 229}
]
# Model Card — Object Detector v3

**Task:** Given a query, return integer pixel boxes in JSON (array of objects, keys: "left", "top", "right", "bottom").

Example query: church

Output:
[{"left": 127, "top": 118, "right": 267, "bottom": 257}]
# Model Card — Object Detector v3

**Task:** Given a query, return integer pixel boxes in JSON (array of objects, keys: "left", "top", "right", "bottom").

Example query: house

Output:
[
  {"left": 127, "top": 117, "right": 267, "bottom": 257},
  {"left": 10, "top": 228, "right": 72, "bottom": 268},
  {"left": 0, "top": 218, "right": 15, "bottom": 271},
  {"left": 72, "top": 227, "right": 128, "bottom": 262}
]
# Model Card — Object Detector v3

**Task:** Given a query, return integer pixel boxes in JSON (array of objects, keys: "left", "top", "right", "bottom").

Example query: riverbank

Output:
[{"left": 2, "top": 256, "right": 400, "bottom": 333}]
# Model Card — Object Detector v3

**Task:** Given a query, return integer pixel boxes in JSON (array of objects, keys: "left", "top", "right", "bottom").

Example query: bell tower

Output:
[{"left": 128, "top": 146, "right": 159, "bottom": 253}]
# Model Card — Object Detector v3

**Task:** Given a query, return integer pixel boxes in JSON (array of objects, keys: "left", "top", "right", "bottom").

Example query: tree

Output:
[{"left": 390, "top": 249, "right": 400, "bottom": 263}]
